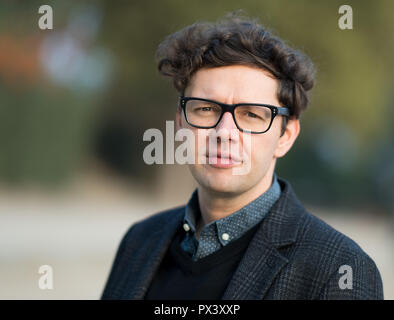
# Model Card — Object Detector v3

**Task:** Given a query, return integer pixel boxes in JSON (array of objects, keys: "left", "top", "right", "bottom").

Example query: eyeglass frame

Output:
[{"left": 179, "top": 96, "right": 291, "bottom": 134}]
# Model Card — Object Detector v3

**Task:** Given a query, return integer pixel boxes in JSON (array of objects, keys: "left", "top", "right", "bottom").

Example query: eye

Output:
[
  {"left": 244, "top": 111, "right": 263, "bottom": 120},
  {"left": 194, "top": 104, "right": 220, "bottom": 112}
]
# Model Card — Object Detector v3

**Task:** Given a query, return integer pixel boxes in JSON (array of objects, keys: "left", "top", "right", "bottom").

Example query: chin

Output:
[{"left": 192, "top": 168, "right": 247, "bottom": 195}]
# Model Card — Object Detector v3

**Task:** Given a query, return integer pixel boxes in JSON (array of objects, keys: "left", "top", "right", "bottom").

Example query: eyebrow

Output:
[{"left": 184, "top": 95, "right": 276, "bottom": 106}]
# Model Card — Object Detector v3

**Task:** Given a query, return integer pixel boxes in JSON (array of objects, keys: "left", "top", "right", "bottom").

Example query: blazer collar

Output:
[{"left": 257, "top": 177, "right": 306, "bottom": 248}]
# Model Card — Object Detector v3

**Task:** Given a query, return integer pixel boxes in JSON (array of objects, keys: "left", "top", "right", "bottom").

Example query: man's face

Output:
[{"left": 176, "top": 65, "right": 298, "bottom": 197}]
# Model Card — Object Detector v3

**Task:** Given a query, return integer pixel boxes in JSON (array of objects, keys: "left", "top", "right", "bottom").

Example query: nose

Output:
[
  {"left": 212, "top": 112, "right": 240, "bottom": 143},
  {"left": 216, "top": 112, "right": 237, "bottom": 131}
]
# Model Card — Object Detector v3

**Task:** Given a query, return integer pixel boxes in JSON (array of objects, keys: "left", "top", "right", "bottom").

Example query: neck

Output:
[{"left": 196, "top": 170, "right": 275, "bottom": 232}]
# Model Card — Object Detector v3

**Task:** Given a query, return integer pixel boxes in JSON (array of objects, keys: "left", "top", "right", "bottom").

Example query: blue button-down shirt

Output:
[{"left": 180, "top": 173, "right": 281, "bottom": 261}]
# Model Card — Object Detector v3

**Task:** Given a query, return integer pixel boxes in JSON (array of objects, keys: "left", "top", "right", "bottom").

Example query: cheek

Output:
[
  {"left": 193, "top": 129, "right": 212, "bottom": 163},
  {"left": 249, "top": 135, "right": 278, "bottom": 166},
  {"left": 180, "top": 114, "right": 188, "bottom": 128}
]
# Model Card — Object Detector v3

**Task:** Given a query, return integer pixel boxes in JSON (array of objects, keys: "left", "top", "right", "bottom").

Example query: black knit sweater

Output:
[{"left": 144, "top": 222, "right": 260, "bottom": 300}]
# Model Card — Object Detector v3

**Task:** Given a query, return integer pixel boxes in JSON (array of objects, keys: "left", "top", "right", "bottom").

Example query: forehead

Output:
[{"left": 185, "top": 65, "right": 279, "bottom": 104}]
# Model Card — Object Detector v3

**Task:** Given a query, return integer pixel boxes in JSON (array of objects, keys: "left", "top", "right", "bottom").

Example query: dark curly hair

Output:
[{"left": 155, "top": 11, "right": 316, "bottom": 134}]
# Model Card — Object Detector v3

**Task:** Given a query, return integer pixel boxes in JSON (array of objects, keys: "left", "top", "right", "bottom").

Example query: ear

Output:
[{"left": 273, "top": 117, "right": 300, "bottom": 158}]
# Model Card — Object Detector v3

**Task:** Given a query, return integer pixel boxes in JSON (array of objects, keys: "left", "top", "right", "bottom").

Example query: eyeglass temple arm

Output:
[{"left": 277, "top": 107, "right": 291, "bottom": 117}]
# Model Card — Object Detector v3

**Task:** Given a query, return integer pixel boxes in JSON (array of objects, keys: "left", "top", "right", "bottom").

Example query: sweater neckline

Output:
[{"left": 169, "top": 221, "right": 261, "bottom": 274}]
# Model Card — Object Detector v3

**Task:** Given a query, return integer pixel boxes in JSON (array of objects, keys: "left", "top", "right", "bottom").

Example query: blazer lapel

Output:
[
  {"left": 222, "top": 178, "right": 306, "bottom": 300},
  {"left": 221, "top": 228, "right": 289, "bottom": 299},
  {"left": 125, "top": 207, "right": 184, "bottom": 299}
]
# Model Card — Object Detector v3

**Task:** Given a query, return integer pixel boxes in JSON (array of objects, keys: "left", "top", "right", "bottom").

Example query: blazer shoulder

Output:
[
  {"left": 101, "top": 205, "right": 185, "bottom": 299},
  {"left": 122, "top": 205, "right": 185, "bottom": 244},
  {"left": 290, "top": 210, "right": 383, "bottom": 299},
  {"left": 298, "top": 209, "right": 380, "bottom": 273}
]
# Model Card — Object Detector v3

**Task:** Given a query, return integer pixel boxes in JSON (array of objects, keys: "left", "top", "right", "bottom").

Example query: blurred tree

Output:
[{"left": 0, "top": 0, "right": 392, "bottom": 212}]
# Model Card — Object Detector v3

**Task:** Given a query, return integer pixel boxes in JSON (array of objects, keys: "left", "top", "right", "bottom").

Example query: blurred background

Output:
[{"left": 0, "top": 0, "right": 393, "bottom": 299}]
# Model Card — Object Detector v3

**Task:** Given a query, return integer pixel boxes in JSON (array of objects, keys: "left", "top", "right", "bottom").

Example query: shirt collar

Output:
[{"left": 183, "top": 173, "right": 281, "bottom": 251}]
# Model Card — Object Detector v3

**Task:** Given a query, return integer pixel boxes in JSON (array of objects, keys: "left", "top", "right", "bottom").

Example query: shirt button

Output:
[
  {"left": 183, "top": 223, "right": 190, "bottom": 232},
  {"left": 221, "top": 233, "right": 230, "bottom": 241}
]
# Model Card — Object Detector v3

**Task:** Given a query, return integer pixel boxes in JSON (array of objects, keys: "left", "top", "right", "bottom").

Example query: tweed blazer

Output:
[{"left": 101, "top": 178, "right": 384, "bottom": 300}]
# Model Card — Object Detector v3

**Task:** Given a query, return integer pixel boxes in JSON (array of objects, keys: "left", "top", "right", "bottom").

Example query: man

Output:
[{"left": 102, "top": 13, "right": 383, "bottom": 300}]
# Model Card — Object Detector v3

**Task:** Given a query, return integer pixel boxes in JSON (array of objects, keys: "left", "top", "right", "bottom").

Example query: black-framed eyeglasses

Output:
[{"left": 179, "top": 96, "right": 291, "bottom": 134}]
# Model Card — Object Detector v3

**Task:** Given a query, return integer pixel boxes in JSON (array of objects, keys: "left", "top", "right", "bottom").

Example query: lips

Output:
[{"left": 205, "top": 151, "right": 242, "bottom": 168}]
